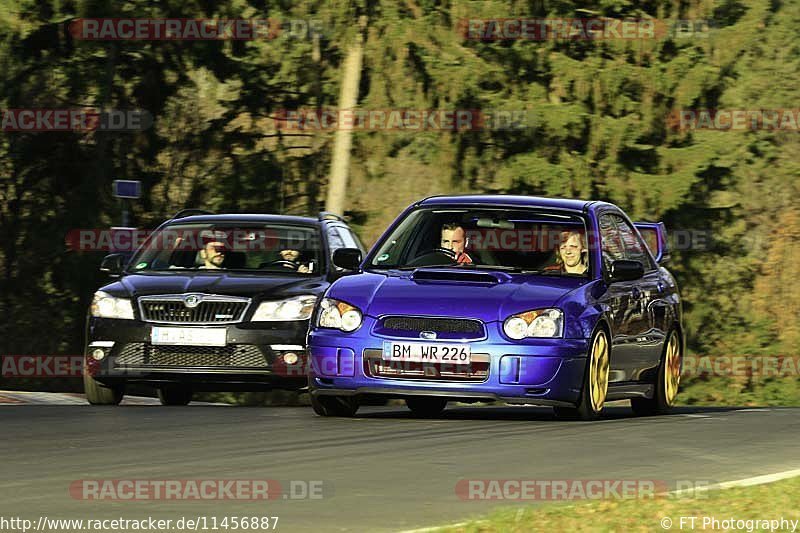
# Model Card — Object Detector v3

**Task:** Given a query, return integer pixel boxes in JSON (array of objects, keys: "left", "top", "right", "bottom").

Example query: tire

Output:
[
  {"left": 631, "top": 329, "right": 682, "bottom": 416},
  {"left": 157, "top": 385, "right": 193, "bottom": 406},
  {"left": 554, "top": 328, "right": 610, "bottom": 421},
  {"left": 310, "top": 394, "right": 359, "bottom": 417},
  {"left": 405, "top": 397, "right": 447, "bottom": 417},
  {"left": 83, "top": 371, "right": 124, "bottom": 405}
]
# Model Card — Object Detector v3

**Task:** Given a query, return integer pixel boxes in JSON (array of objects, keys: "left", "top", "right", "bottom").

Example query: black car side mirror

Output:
[
  {"left": 100, "top": 253, "right": 125, "bottom": 276},
  {"left": 609, "top": 260, "right": 644, "bottom": 282},
  {"left": 332, "top": 248, "right": 362, "bottom": 271}
]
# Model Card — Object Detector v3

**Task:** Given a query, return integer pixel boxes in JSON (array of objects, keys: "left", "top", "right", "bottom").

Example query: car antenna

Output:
[{"left": 172, "top": 209, "right": 214, "bottom": 219}]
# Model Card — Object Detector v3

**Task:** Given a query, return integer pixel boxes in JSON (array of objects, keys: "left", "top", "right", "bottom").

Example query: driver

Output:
[
  {"left": 279, "top": 248, "right": 310, "bottom": 273},
  {"left": 441, "top": 223, "right": 473, "bottom": 264}
]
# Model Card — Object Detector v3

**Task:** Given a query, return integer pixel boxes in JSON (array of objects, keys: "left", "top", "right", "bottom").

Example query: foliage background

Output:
[{"left": 0, "top": 0, "right": 797, "bottom": 403}]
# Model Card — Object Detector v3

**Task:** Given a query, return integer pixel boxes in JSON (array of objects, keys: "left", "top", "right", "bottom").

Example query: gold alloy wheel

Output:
[
  {"left": 589, "top": 331, "right": 610, "bottom": 412},
  {"left": 664, "top": 332, "right": 681, "bottom": 405}
]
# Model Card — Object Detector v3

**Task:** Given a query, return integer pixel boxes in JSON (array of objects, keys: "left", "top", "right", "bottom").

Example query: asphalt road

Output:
[{"left": 2, "top": 399, "right": 799, "bottom": 532}]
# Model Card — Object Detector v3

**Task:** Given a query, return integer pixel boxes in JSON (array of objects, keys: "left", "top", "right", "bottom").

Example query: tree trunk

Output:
[{"left": 325, "top": 19, "right": 366, "bottom": 216}]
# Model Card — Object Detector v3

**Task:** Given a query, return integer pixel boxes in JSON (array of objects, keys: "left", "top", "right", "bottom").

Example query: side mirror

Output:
[
  {"left": 609, "top": 260, "right": 644, "bottom": 282},
  {"left": 633, "top": 221, "right": 670, "bottom": 265},
  {"left": 332, "top": 248, "right": 362, "bottom": 271},
  {"left": 100, "top": 253, "right": 125, "bottom": 276}
]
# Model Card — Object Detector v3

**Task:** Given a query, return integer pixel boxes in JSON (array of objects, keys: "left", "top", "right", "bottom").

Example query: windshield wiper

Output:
[
  {"left": 520, "top": 269, "right": 589, "bottom": 276},
  {"left": 455, "top": 264, "right": 525, "bottom": 272},
  {"left": 395, "top": 264, "right": 529, "bottom": 273},
  {"left": 396, "top": 264, "right": 453, "bottom": 270}
]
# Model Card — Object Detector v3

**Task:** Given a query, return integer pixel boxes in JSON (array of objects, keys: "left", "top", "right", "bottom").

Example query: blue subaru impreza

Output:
[{"left": 308, "top": 195, "right": 683, "bottom": 420}]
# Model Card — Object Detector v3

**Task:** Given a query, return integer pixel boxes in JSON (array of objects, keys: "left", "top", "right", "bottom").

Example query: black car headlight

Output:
[
  {"left": 91, "top": 291, "right": 135, "bottom": 319},
  {"left": 251, "top": 295, "right": 317, "bottom": 321},
  {"left": 503, "top": 308, "right": 564, "bottom": 339},
  {"left": 316, "top": 298, "right": 363, "bottom": 332}
]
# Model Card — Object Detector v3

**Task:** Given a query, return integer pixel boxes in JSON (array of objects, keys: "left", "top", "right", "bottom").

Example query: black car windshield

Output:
[
  {"left": 368, "top": 207, "right": 590, "bottom": 277},
  {"left": 128, "top": 223, "right": 323, "bottom": 275}
]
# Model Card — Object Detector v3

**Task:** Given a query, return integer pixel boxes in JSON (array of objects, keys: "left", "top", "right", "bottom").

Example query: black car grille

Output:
[
  {"left": 382, "top": 316, "right": 484, "bottom": 335},
  {"left": 139, "top": 297, "right": 249, "bottom": 324},
  {"left": 114, "top": 343, "right": 267, "bottom": 368}
]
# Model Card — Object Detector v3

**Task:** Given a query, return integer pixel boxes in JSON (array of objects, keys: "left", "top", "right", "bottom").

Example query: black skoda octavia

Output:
[{"left": 83, "top": 210, "right": 365, "bottom": 405}]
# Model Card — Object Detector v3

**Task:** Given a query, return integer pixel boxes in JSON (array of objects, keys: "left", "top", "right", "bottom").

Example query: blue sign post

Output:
[
  {"left": 112, "top": 180, "right": 141, "bottom": 227},
  {"left": 113, "top": 180, "right": 141, "bottom": 199}
]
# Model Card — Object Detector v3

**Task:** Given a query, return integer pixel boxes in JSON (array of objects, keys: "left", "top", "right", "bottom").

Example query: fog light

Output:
[
  {"left": 91, "top": 349, "right": 106, "bottom": 361},
  {"left": 282, "top": 352, "right": 299, "bottom": 365}
]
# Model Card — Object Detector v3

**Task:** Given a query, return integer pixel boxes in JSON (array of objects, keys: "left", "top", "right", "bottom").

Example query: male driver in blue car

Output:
[{"left": 440, "top": 222, "right": 473, "bottom": 264}]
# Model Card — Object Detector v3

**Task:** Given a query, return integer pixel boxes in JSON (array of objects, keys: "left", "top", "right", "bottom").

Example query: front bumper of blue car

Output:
[{"left": 307, "top": 317, "right": 589, "bottom": 406}]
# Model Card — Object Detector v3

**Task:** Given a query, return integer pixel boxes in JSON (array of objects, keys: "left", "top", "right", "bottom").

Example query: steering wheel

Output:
[
  {"left": 406, "top": 247, "right": 457, "bottom": 267},
  {"left": 263, "top": 260, "right": 299, "bottom": 270}
]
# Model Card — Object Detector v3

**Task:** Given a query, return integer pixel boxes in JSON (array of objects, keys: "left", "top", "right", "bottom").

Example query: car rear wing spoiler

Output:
[{"left": 633, "top": 221, "right": 670, "bottom": 264}]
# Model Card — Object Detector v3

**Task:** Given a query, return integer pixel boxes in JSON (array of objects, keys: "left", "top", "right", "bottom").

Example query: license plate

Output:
[
  {"left": 150, "top": 327, "right": 226, "bottom": 347},
  {"left": 382, "top": 341, "right": 471, "bottom": 364}
]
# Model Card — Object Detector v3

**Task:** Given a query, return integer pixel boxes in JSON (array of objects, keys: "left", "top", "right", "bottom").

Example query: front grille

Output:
[
  {"left": 138, "top": 294, "right": 250, "bottom": 324},
  {"left": 114, "top": 343, "right": 267, "bottom": 368},
  {"left": 363, "top": 349, "right": 489, "bottom": 382},
  {"left": 382, "top": 317, "right": 484, "bottom": 335}
]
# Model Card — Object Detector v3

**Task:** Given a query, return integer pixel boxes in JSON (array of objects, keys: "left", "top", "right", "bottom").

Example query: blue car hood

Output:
[{"left": 329, "top": 269, "right": 586, "bottom": 323}]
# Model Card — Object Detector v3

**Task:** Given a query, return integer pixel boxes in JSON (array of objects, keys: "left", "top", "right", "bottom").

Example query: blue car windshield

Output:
[
  {"left": 128, "top": 223, "right": 323, "bottom": 275},
  {"left": 368, "top": 207, "right": 590, "bottom": 276}
]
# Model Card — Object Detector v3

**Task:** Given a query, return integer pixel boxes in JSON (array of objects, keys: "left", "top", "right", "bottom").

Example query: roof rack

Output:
[
  {"left": 318, "top": 211, "right": 344, "bottom": 222},
  {"left": 172, "top": 209, "right": 215, "bottom": 219}
]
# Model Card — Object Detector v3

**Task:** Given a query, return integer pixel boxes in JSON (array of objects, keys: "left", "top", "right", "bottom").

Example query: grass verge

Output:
[{"left": 678, "top": 376, "right": 800, "bottom": 407}]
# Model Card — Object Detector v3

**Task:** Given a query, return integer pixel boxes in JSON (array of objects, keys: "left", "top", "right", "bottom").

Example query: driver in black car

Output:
[
  {"left": 440, "top": 223, "right": 473, "bottom": 264},
  {"left": 278, "top": 248, "right": 311, "bottom": 273}
]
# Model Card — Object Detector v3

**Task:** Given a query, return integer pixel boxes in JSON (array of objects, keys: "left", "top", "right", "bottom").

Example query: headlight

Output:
[
  {"left": 316, "top": 298, "right": 363, "bottom": 332},
  {"left": 503, "top": 308, "right": 563, "bottom": 339},
  {"left": 91, "top": 291, "right": 134, "bottom": 319},
  {"left": 251, "top": 295, "right": 317, "bottom": 321}
]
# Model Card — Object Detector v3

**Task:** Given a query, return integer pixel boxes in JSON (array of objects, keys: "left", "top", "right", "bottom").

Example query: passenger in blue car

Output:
[
  {"left": 548, "top": 230, "right": 588, "bottom": 275},
  {"left": 440, "top": 223, "right": 473, "bottom": 264}
]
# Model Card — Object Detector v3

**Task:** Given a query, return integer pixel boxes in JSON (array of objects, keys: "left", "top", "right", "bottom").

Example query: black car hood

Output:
[{"left": 101, "top": 272, "right": 328, "bottom": 300}]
